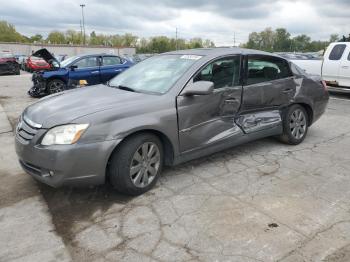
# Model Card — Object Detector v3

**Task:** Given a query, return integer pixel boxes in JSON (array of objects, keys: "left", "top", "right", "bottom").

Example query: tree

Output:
[
  {"left": 329, "top": 34, "right": 339, "bottom": 43},
  {"left": 274, "top": 28, "right": 291, "bottom": 52},
  {"left": 29, "top": 34, "right": 43, "bottom": 43},
  {"left": 0, "top": 20, "right": 25, "bottom": 42},
  {"left": 65, "top": 30, "right": 82, "bottom": 45},
  {"left": 47, "top": 31, "right": 66, "bottom": 44},
  {"left": 292, "top": 34, "right": 311, "bottom": 52}
]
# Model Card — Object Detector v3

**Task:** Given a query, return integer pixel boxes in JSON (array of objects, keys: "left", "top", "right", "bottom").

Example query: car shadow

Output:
[{"left": 38, "top": 182, "right": 134, "bottom": 244}]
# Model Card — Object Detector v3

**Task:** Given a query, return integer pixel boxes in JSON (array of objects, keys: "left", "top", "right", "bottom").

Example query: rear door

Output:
[
  {"left": 322, "top": 43, "right": 347, "bottom": 84},
  {"left": 100, "top": 56, "right": 128, "bottom": 83},
  {"left": 177, "top": 56, "right": 242, "bottom": 152},
  {"left": 239, "top": 55, "right": 295, "bottom": 133},
  {"left": 68, "top": 56, "right": 100, "bottom": 85},
  {"left": 338, "top": 45, "right": 350, "bottom": 87}
]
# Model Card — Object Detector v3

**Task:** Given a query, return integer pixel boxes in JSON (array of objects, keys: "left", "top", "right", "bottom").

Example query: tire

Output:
[
  {"left": 47, "top": 79, "right": 66, "bottom": 94},
  {"left": 15, "top": 66, "right": 20, "bottom": 75},
  {"left": 279, "top": 104, "right": 309, "bottom": 145},
  {"left": 108, "top": 133, "right": 163, "bottom": 195}
]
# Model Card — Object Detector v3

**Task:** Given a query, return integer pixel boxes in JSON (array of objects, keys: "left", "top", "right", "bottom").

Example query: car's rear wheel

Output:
[
  {"left": 109, "top": 133, "right": 163, "bottom": 195},
  {"left": 279, "top": 104, "right": 308, "bottom": 145},
  {"left": 47, "top": 79, "right": 65, "bottom": 94}
]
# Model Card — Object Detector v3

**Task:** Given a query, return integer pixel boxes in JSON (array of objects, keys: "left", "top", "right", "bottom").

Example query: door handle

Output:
[
  {"left": 282, "top": 88, "right": 293, "bottom": 93},
  {"left": 91, "top": 71, "right": 99, "bottom": 74},
  {"left": 342, "top": 66, "right": 349, "bottom": 69},
  {"left": 114, "top": 69, "right": 122, "bottom": 72},
  {"left": 225, "top": 98, "right": 237, "bottom": 104}
]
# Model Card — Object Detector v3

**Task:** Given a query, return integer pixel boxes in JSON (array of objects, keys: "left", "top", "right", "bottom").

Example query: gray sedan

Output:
[{"left": 15, "top": 48, "right": 329, "bottom": 195}]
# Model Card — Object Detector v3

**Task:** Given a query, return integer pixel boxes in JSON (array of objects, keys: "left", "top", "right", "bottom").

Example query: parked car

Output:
[
  {"left": 321, "top": 42, "right": 350, "bottom": 92},
  {"left": 15, "top": 48, "right": 329, "bottom": 195},
  {"left": 25, "top": 56, "right": 51, "bottom": 72},
  {"left": 55, "top": 54, "right": 68, "bottom": 62},
  {"left": 14, "top": 55, "right": 28, "bottom": 70},
  {"left": 28, "top": 48, "right": 134, "bottom": 97},
  {"left": 0, "top": 52, "right": 20, "bottom": 75}
]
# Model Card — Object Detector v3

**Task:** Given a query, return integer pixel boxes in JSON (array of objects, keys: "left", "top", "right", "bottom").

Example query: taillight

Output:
[{"left": 321, "top": 80, "right": 328, "bottom": 91}]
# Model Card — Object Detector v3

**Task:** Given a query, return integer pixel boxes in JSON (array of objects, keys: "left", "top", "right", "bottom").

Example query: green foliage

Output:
[
  {"left": 136, "top": 36, "right": 215, "bottom": 53},
  {"left": 47, "top": 31, "right": 66, "bottom": 44},
  {"left": 0, "top": 21, "right": 25, "bottom": 42},
  {"left": 243, "top": 27, "right": 336, "bottom": 52}
]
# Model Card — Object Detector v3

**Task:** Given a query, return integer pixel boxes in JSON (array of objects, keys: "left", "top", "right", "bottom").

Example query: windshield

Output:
[
  {"left": 60, "top": 56, "right": 80, "bottom": 67},
  {"left": 108, "top": 54, "right": 202, "bottom": 94}
]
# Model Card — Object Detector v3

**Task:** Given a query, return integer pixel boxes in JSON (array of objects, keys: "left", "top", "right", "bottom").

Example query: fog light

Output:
[{"left": 49, "top": 171, "right": 55, "bottom": 176}]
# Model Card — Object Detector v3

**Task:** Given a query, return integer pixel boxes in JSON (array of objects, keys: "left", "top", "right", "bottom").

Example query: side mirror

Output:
[
  {"left": 182, "top": 81, "right": 214, "bottom": 96},
  {"left": 69, "top": 65, "right": 78, "bottom": 71}
]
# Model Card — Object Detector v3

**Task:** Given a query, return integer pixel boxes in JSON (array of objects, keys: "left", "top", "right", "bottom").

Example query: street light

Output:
[{"left": 80, "top": 4, "right": 86, "bottom": 45}]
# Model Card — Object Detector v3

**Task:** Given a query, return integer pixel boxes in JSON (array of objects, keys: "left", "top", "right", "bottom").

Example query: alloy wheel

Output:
[
  {"left": 290, "top": 109, "right": 307, "bottom": 140},
  {"left": 129, "top": 142, "right": 160, "bottom": 188},
  {"left": 48, "top": 80, "right": 64, "bottom": 93}
]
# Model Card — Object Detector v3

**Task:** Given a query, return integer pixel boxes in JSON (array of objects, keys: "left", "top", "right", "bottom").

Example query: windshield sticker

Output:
[{"left": 180, "top": 55, "right": 202, "bottom": 60}]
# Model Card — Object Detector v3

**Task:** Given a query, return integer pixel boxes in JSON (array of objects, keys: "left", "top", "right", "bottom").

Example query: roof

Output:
[{"left": 165, "top": 47, "right": 280, "bottom": 58}]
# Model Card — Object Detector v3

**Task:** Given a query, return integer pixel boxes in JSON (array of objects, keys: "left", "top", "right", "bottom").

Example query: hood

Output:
[
  {"left": 24, "top": 85, "right": 157, "bottom": 128},
  {"left": 32, "top": 48, "right": 60, "bottom": 67}
]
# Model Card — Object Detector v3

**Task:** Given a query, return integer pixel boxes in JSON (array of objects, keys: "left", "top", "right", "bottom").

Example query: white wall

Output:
[{"left": 0, "top": 42, "right": 135, "bottom": 57}]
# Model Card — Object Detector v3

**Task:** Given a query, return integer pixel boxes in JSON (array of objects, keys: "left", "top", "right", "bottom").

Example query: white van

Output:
[{"left": 322, "top": 42, "right": 350, "bottom": 90}]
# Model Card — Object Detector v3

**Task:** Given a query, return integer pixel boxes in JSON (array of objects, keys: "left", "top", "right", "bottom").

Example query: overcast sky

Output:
[{"left": 2, "top": 0, "right": 349, "bottom": 46}]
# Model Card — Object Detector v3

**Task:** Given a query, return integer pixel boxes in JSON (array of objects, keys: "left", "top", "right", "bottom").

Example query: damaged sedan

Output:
[
  {"left": 29, "top": 49, "right": 133, "bottom": 97},
  {"left": 16, "top": 48, "right": 329, "bottom": 195}
]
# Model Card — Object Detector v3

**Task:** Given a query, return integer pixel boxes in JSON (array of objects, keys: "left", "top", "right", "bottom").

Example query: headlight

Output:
[{"left": 41, "top": 124, "right": 89, "bottom": 145}]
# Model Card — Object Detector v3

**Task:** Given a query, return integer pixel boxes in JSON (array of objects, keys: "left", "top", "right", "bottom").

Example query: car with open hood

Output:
[
  {"left": 28, "top": 48, "right": 134, "bottom": 97},
  {"left": 15, "top": 47, "right": 329, "bottom": 195}
]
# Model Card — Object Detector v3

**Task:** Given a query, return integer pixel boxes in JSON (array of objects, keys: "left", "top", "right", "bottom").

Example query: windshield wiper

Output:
[{"left": 116, "top": 85, "right": 137, "bottom": 92}]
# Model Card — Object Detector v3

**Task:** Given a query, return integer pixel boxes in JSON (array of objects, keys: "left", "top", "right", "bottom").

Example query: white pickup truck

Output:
[{"left": 292, "top": 42, "right": 350, "bottom": 93}]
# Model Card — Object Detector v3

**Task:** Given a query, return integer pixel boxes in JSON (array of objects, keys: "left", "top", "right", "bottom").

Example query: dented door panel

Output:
[
  {"left": 235, "top": 110, "right": 282, "bottom": 134},
  {"left": 241, "top": 77, "right": 296, "bottom": 112},
  {"left": 177, "top": 86, "right": 242, "bottom": 152}
]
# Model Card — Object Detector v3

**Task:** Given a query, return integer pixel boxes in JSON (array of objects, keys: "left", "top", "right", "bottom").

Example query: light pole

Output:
[{"left": 80, "top": 4, "right": 86, "bottom": 45}]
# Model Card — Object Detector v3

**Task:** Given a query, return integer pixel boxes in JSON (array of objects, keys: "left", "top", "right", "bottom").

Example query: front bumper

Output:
[{"left": 15, "top": 129, "right": 120, "bottom": 187}]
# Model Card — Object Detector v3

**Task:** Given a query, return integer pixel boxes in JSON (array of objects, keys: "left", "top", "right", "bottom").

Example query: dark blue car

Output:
[{"left": 29, "top": 49, "right": 134, "bottom": 97}]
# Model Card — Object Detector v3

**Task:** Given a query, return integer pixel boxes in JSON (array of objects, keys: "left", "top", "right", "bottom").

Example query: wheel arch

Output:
[
  {"left": 293, "top": 102, "right": 313, "bottom": 126},
  {"left": 105, "top": 129, "right": 175, "bottom": 179}
]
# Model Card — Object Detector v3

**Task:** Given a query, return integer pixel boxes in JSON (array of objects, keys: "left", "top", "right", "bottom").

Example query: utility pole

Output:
[
  {"left": 79, "top": 20, "right": 83, "bottom": 45},
  {"left": 175, "top": 27, "right": 178, "bottom": 51},
  {"left": 80, "top": 4, "right": 86, "bottom": 45},
  {"left": 233, "top": 32, "right": 236, "bottom": 47}
]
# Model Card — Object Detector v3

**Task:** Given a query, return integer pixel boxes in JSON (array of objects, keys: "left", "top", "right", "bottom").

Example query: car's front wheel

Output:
[
  {"left": 47, "top": 79, "right": 65, "bottom": 94},
  {"left": 109, "top": 133, "right": 163, "bottom": 195},
  {"left": 279, "top": 104, "right": 309, "bottom": 145}
]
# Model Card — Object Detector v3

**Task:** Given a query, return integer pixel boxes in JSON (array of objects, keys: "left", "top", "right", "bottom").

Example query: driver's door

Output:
[
  {"left": 176, "top": 56, "right": 242, "bottom": 153},
  {"left": 68, "top": 56, "right": 101, "bottom": 85}
]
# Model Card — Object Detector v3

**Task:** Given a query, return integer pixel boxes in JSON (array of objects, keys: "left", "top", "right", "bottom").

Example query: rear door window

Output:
[
  {"left": 103, "top": 56, "right": 122, "bottom": 66},
  {"left": 246, "top": 56, "right": 292, "bottom": 85},
  {"left": 329, "top": 44, "right": 346, "bottom": 60},
  {"left": 348, "top": 51, "right": 350, "bottom": 61}
]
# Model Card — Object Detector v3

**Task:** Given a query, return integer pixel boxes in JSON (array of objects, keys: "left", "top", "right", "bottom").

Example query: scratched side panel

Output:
[{"left": 235, "top": 110, "right": 282, "bottom": 134}]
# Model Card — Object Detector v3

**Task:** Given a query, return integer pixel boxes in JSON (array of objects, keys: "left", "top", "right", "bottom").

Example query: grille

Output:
[{"left": 16, "top": 117, "right": 39, "bottom": 144}]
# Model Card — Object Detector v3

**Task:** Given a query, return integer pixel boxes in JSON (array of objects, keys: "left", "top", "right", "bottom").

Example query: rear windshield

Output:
[{"left": 329, "top": 44, "right": 346, "bottom": 60}]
